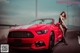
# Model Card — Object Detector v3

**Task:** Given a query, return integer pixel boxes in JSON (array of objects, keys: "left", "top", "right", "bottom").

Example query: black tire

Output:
[
  {"left": 47, "top": 32, "right": 54, "bottom": 53},
  {"left": 61, "top": 36, "right": 64, "bottom": 42}
]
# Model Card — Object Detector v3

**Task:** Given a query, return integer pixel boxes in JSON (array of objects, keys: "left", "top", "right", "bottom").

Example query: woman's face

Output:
[{"left": 62, "top": 13, "right": 65, "bottom": 17}]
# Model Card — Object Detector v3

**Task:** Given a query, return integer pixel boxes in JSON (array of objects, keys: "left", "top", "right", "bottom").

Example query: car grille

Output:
[
  {"left": 9, "top": 42, "right": 32, "bottom": 47},
  {"left": 8, "top": 31, "right": 34, "bottom": 38}
]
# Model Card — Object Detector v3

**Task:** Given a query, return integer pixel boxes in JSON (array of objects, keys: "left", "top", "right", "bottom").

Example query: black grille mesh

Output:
[
  {"left": 9, "top": 43, "right": 32, "bottom": 47},
  {"left": 8, "top": 31, "right": 34, "bottom": 38}
]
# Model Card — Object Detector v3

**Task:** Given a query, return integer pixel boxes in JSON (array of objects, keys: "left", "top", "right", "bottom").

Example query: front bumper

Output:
[
  {"left": 10, "top": 46, "right": 46, "bottom": 51},
  {"left": 8, "top": 31, "right": 50, "bottom": 50}
]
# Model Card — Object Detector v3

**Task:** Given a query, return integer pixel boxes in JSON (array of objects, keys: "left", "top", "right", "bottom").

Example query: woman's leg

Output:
[
  {"left": 62, "top": 23, "right": 67, "bottom": 36},
  {"left": 64, "top": 27, "right": 67, "bottom": 37},
  {"left": 60, "top": 25, "right": 64, "bottom": 35},
  {"left": 60, "top": 25, "right": 68, "bottom": 45}
]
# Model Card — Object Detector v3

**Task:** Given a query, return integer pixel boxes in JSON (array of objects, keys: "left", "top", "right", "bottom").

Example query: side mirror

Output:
[{"left": 55, "top": 22, "right": 60, "bottom": 26}]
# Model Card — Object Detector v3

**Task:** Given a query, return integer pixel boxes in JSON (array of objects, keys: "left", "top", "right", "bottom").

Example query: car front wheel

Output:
[{"left": 47, "top": 32, "right": 54, "bottom": 53}]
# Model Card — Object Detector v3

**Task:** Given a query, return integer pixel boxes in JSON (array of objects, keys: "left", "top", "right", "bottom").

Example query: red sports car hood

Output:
[{"left": 11, "top": 24, "right": 50, "bottom": 30}]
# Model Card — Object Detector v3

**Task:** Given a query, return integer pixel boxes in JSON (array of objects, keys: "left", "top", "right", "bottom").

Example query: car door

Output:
[{"left": 54, "top": 23, "right": 63, "bottom": 42}]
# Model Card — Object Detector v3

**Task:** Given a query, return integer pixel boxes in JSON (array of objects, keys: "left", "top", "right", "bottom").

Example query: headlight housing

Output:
[{"left": 36, "top": 30, "right": 48, "bottom": 35}]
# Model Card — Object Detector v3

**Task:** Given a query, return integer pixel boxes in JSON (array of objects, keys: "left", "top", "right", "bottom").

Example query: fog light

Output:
[{"left": 35, "top": 41, "right": 45, "bottom": 47}]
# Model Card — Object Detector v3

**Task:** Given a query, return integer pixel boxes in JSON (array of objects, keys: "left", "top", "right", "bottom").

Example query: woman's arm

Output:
[{"left": 60, "top": 15, "right": 68, "bottom": 28}]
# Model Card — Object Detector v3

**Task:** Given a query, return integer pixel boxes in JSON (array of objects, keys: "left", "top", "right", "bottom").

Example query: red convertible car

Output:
[{"left": 8, "top": 18, "right": 63, "bottom": 51}]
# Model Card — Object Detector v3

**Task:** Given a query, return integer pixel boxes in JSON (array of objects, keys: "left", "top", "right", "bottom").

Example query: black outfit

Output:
[
  {"left": 59, "top": 18, "right": 67, "bottom": 36},
  {"left": 59, "top": 18, "right": 68, "bottom": 45}
]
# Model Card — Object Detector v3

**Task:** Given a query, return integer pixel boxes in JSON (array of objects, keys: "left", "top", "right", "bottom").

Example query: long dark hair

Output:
[{"left": 60, "top": 11, "right": 66, "bottom": 19}]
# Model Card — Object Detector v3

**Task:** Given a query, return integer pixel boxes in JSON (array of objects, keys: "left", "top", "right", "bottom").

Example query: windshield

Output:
[{"left": 30, "top": 19, "right": 53, "bottom": 24}]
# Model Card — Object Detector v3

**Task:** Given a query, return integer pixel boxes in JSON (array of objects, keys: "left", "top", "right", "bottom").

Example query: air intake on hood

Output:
[{"left": 8, "top": 31, "right": 34, "bottom": 38}]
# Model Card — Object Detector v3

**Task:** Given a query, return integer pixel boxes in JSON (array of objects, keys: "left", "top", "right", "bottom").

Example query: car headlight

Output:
[{"left": 36, "top": 30, "right": 48, "bottom": 35}]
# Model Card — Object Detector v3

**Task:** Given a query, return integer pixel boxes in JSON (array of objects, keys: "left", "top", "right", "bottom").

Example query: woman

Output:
[{"left": 59, "top": 11, "right": 68, "bottom": 45}]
